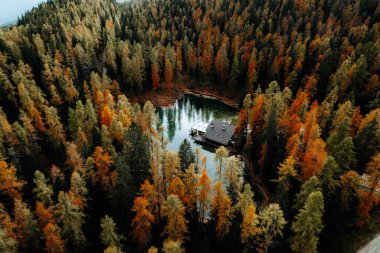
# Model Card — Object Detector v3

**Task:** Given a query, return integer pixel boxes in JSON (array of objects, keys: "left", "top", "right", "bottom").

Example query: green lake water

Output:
[{"left": 157, "top": 94, "right": 238, "bottom": 180}]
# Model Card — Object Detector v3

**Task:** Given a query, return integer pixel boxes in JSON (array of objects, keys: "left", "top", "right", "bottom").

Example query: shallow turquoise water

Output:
[{"left": 157, "top": 94, "right": 237, "bottom": 180}]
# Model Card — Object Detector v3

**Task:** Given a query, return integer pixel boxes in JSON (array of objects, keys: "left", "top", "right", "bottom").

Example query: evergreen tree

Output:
[
  {"left": 256, "top": 203, "right": 286, "bottom": 253},
  {"left": 326, "top": 118, "right": 356, "bottom": 172},
  {"left": 293, "top": 176, "right": 321, "bottom": 211},
  {"left": 56, "top": 192, "right": 86, "bottom": 252},
  {"left": 100, "top": 215, "right": 122, "bottom": 249},
  {"left": 33, "top": 170, "right": 53, "bottom": 206},
  {"left": 291, "top": 191, "right": 325, "bottom": 253},
  {"left": 178, "top": 139, "right": 195, "bottom": 170}
]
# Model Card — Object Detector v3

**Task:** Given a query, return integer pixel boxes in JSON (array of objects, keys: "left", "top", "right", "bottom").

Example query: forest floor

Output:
[
  {"left": 345, "top": 215, "right": 380, "bottom": 253},
  {"left": 242, "top": 153, "right": 270, "bottom": 208}
]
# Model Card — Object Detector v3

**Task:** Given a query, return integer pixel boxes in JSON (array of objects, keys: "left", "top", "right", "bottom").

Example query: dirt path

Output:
[{"left": 243, "top": 154, "right": 270, "bottom": 208}]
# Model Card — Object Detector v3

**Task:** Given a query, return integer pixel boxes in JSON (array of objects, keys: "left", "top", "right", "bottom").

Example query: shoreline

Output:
[
  {"left": 180, "top": 88, "right": 239, "bottom": 109},
  {"left": 130, "top": 86, "right": 240, "bottom": 109}
]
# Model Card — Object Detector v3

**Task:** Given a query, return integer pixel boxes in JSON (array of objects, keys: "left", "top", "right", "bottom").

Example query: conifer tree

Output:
[
  {"left": 33, "top": 170, "right": 53, "bottom": 206},
  {"left": 100, "top": 215, "right": 122, "bottom": 249},
  {"left": 291, "top": 191, "right": 324, "bottom": 253},
  {"left": 178, "top": 139, "right": 195, "bottom": 170},
  {"left": 162, "top": 194, "right": 188, "bottom": 242}
]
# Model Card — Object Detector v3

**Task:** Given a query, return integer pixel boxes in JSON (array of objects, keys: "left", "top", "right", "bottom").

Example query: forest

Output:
[{"left": 0, "top": 0, "right": 379, "bottom": 252}]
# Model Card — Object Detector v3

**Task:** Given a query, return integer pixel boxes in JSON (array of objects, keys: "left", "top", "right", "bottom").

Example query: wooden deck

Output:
[{"left": 191, "top": 135, "right": 204, "bottom": 143}]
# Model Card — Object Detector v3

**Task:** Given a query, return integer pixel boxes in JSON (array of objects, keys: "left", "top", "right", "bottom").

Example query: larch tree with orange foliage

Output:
[
  {"left": 140, "top": 179, "right": 158, "bottom": 215},
  {"left": 35, "top": 201, "right": 54, "bottom": 228},
  {"left": 35, "top": 201, "right": 65, "bottom": 253},
  {"left": 301, "top": 138, "right": 327, "bottom": 181},
  {"left": 277, "top": 155, "right": 298, "bottom": 189},
  {"left": 300, "top": 102, "right": 327, "bottom": 181},
  {"left": 162, "top": 194, "right": 188, "bottom": 242},
  {"left": 182, "top": 165, "right": 198, "bottom": 213},
  {"left": 101, "top": 105, "right": 113, "bottom": 127},
  {"left": 240, "top": 203, "right": 260, "bottom": 245},
  {"left": 211, "top": 181, "right": 233, "bottom": 238},
  {"left": 249, "top": 94, "right": 266, "bottom": 138},
  {"left": 131, "top": 197, "right": 155, "bottom": 246},
  {"left": 197, "top": 169, "right": 211, "bottom": 223},
  {"left": 43, "top": 223, "right": 65, "bottom": 253},
  {"left": 92, "top": 146, "right": 115, "bottom": 192},
  {"left": 152, "top": 63, "right": 160, "bottom": 92},
  {"left": 0, "top": 203, "right": 17, "bottom": 242},
  {"left": 168, "top": 177, "right": 188, "bottom": 208},
  {"left": 0, "top": 161, "right": 24, "bottom": 200}
]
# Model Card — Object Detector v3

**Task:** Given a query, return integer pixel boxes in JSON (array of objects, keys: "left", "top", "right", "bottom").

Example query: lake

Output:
[{"left": 157, "top": 94, "right": 238, "bottom": 180}]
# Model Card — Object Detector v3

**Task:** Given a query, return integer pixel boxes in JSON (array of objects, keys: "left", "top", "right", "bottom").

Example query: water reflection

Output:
[{"left": 157, "top": 94, "right": 237, "bottom": 180}]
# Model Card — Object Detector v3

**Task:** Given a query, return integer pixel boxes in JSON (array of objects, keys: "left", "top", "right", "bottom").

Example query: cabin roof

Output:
[
  {"left": 191, "top": 122, "right": 209, "bottom": 133},
  {"left": 204, "top": 120, "right": 235, "bottom": 145}
]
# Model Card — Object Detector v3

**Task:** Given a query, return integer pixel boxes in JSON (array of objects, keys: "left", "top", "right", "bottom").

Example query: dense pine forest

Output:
[{"left": 0, "top": 0, "right": 379, "bottom": 252}]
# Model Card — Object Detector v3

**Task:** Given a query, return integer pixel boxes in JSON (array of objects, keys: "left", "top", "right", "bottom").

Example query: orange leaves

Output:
[
  {"left": 240, "top": 203, "right": 260, "bottom": 243},
  {"left": 35, "top": 201, "right": 54, "bottom": 228},
  {"left": 0, "top": 161, "right": 24, "bottom": 200},
  {"left": 162, "top": 194, "right": 188, "bottom": 242},
  {"left": 356, "top": 191, "right": 379, "bottom": 227},
  {"left": 277, "top": 155, "right": 298, "bottom": 189},
  {"left": 340, "top": 170, "right": 360, "bottom": 209},
  {"left": 101, "top": 105, "right": 113, "bottom": 127},
  {"left": 35, "top": 201, "right": 65, "bottom": 252},
  {"left": 301, "top": 139, "right": 327, "bottom": 181},
  {"left": 294, "top": 59, "right": 303, "bottom": 72},
  {"left": 289, "top": 91, "right": 309, "bottom": 116},
  {"left": 303, "top": 101, "right": 319, "bottom": 144},
  {"left": 350, "top": 107, "right": 362, "bottom": 137},
  {"left": 286, "top": 133, "right": 301, "bottom": 157},
  {"left": 197, "top": 169, "right": 211, "bottom": 222},
  {"left": 280, "top": 90, "right": 308, "bottom": 139},
  {"left": 140, "top": 180, "right": 158, "bottom": 213},
  {"left": 92, "top": 146, "right": 115, "bottom": 192},
  {"left": 131, "top": 197, "right": 155, "bottom": 245},
  {"left": 152, "top": 63, "right": 160, "bottom": 91},
  {"left": 168, "top": 177, "right": 187, "bottom": 207},
  {"left": 249, "top": 94, "right": 265, "bottom": 137},
  {"left": 235, "top": 109, "right": 247, "bottom": 134},
  {"left": 358, "top": 108, "right": 380, "bottom": 133},
  {"left": 43, "top": 223, "right": 65, "bottom": 253},
  {"left": 0, "top": 203, "right": 17, "bottom": 240},
  {"left": 211, "top": 181, "right": 232, "bottom": 238}
]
